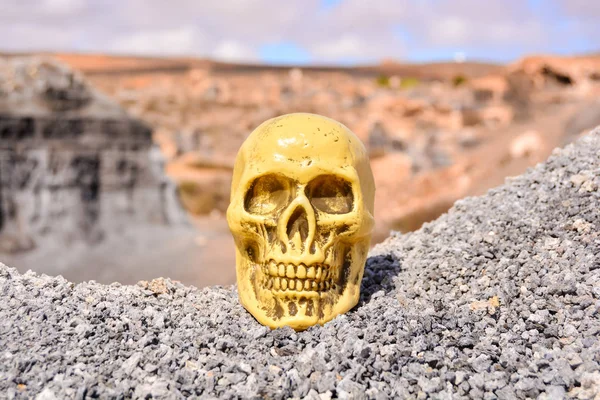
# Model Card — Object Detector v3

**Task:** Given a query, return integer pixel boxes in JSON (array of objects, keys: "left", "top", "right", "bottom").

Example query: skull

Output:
[{"left": 227, "top": 113, "right": 375, "bottom": 330}]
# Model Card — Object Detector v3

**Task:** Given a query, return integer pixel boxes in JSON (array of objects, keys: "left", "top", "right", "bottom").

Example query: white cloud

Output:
[
  {"left": 311, "top": 34, "right": 405, "bottom": 63},
  {"left": 0, "top": 22, "right": 79, "bottom": 52},
  {"left": 0, "top": 0, "right": 596, "bottom": 63},
  {"left": 110, "top": 26, "right": 204, "bottom": 56},
  {"left": 212, "top": 40, "right": 257, "bottom": 62},
  {"left": 412, "top": 0, "right": 548, "bottom": 49},
  {"left": 425, "top": 16, "right": 546, "bottom": 49},
  {"left": 558, "top": 0, "right": 600, "bottom": 18},
  {"left": 429, "top": 16, "right": 470, "bottom": 45},
  {"left": 312, "top": 35, "right": 365, "bottom": 60},
  {"left": 39, "top": 0, "right": 85, "bottom": 15}
]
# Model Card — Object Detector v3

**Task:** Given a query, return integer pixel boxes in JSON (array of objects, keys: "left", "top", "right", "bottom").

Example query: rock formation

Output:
[
  {"left": 0, "top": 58, "right": 209, "bottom": 284},
  {"left": 0, "top": 57, "right": 185, "bottom": 253},
  {"left": 1, "top": 129, "right": 598, "bottom": 398}
]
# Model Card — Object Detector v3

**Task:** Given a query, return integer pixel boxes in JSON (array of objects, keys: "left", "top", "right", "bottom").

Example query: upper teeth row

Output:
[{"left": 264, "top": 260, "right": 330, "bottom": 282}]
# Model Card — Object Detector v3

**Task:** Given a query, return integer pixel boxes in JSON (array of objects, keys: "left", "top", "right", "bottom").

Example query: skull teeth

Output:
[
  {"left": 262, "top": 260, "right": 335, "bottom": 293},
  {"left": 264, "top": 260, "right": 331, "bottom": 282},
  {"left": 296, "top": 264, "right": 306, "bottom": 278},
  {"left": 286, "top": 264, "right": 295, "bottom": 278},
  {"left": 262, "top": 276, "right": 333, "bottom": 293}
]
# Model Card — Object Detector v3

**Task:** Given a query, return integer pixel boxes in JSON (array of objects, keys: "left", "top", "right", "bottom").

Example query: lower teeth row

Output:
[{"left": 263, "top": 277, "right": 332, "bottom": 292}]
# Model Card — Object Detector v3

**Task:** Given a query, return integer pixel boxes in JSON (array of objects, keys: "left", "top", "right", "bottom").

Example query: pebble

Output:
[{"left": 1, "top": 131, "right": 599, "bottom": 398}]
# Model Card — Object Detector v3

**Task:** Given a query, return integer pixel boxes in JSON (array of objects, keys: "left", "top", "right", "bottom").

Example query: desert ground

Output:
[
  {"left": 2, "top": 52, "right": 600, "bottom": 286},
  {"left": 62, "top": 54, "right": 600, "bottom": 232}
]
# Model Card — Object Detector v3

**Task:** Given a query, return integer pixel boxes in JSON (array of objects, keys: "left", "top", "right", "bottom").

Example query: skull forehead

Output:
[
  {"left": 231, "top": 113, "right": 375, "bottom": 213},
  {"left": 241, "top": 113, "right": 365, "bottom": 177}
]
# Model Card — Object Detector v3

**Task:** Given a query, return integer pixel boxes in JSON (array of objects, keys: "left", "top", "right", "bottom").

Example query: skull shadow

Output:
[{"left": 357, "top": 254, "right": 402, "bottom": 306}]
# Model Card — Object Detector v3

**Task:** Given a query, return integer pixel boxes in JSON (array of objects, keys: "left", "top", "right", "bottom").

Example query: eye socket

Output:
[
  {"left": 306, "top": 175, "right": 354, "bottom": 214},
  {"left": 244, "top": 174, "right": 291, "bottom": 215}
]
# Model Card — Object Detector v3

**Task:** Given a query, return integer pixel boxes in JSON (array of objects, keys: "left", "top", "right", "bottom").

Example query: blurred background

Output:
[{"left": 1, "top": 0, "right": 599, "bottom": 287}]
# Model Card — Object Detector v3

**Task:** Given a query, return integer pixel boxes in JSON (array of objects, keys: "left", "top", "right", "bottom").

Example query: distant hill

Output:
[{"left": 1, "top": 52, "right": 504, "bottom": 81}]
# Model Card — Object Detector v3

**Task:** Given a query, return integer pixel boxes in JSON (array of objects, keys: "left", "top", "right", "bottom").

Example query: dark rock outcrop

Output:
[
  {"left": 0, "top": 57, "right": 186, "bottom": 253},
  {"left": 0, "top": 57, "right": 215, "bottom": 287}
]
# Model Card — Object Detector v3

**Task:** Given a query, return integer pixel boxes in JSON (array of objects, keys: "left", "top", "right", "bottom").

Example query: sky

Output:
[{"left": 0, "top": 0, "right": 598, "bottom": 65}]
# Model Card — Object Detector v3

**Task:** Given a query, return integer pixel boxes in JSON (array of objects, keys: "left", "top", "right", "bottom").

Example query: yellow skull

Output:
[{"left": 227, "top": 113, "right": 375, "bottom": 330}]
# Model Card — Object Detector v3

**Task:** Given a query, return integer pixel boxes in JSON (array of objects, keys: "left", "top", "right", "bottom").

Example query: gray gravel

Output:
[{"left": 1, "top": 130, "right": 600, "bottom": 399}]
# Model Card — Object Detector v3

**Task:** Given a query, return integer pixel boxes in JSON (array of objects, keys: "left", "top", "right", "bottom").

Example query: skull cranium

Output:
[{"left": 227, "top": 113, "right": 375, "bottom": 330}]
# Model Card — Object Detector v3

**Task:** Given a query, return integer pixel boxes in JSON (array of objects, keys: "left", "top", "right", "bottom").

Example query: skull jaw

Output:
[
  {"left": 235, "top": 243, "right": 367, "bottom": 331},
  {"left": 238, "top": 282, "right": 363, "bottom": 331},
  {"left": 240, "top": 295, "right": 321, "bottom": 330}
]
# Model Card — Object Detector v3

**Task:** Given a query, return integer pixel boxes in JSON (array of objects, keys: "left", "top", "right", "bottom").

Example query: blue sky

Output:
[
  {"left": 1, "top": 0, "right": 598, "bottom": 65},
  {"left": 257, "top": 0, "right": 598, "bottom": 64},
  {"left": 260, "top": 42, "right": 312, "bottom": 65}
]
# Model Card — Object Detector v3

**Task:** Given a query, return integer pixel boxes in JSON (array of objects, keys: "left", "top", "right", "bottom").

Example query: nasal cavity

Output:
[{"left": 286, "top": 206, "right": 309, "bottom": 243}]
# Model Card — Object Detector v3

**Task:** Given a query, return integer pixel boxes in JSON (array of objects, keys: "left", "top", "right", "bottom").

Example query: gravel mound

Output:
[{"left": 1, "top": 130, "right": 600, "bottom": 399}]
